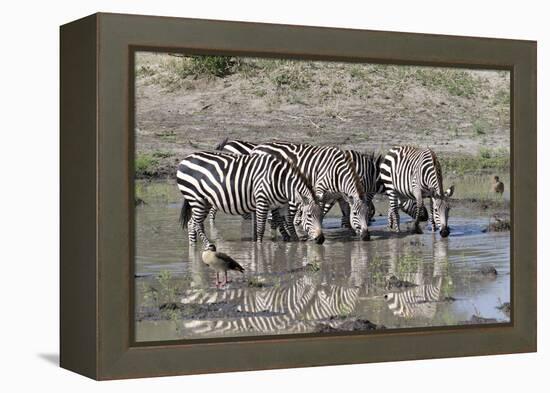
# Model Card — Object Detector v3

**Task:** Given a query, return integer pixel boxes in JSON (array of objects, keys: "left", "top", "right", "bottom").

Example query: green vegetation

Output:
[
  {"left": 167, "top": 55, "right": 236, "bottom": 78},
  {"left": 135, "top": 153, "right": 159, "bottom": 177},
  {"left": 270, "top": 64, "right": 311, "bottom": 90},
  {"left": 441, "top": 149, "right": 509, "bottom": 176},
  {"left": 473, "top": 120, "right": 488, "bottom": 136},
  {"left": 396, "top": 254, "right": 422, "bottom": 276},
  {"left": 148, "top": 55, "right": 238, "bottom": 90},
  {"left": 367, "top": 64, "right": 482, "bottom": 97},
  {"left": 247, "top": 277, "right": 266, "bottom": 288},
  {"left": 412, "top": 68, "right": 481, "bottom": 97}
]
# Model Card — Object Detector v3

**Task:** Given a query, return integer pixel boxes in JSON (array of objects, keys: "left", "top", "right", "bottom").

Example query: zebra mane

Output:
[
  {"left": 269, "top": 151, "right": 319, "bottom": 203},
  {"left": 428, "top": 149, "right": 444, "bottom": 196},
  {"left": 361, "top": 150, "right": 383, "bottom": 165},
  {"left": 214, "top": 137, "right": 229, "bottom": 151},
  {"left": 343, "top": 150, "right": 366, "bottom": 199}
]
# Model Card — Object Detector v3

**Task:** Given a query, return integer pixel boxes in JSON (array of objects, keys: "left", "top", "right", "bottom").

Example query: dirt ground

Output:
[{"left": 134, "top": 52, "right": 510, "bottom": 178}]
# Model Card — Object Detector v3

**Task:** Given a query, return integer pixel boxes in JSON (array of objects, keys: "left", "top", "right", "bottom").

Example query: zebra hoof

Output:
[{"left": 411, "top": 226, "right": 423, "bottom": 235}]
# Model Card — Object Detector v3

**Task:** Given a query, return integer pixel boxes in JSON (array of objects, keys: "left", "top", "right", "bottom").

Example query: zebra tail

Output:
[
  {"left": 179, "top": 199, "right": 191, "bottom": 230},
  {"left": 214, "top": 137, "right": 229, "bottom": 151}
]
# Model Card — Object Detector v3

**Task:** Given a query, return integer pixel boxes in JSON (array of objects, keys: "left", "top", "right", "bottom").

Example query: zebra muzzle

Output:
[
  {"left": 360, "top": 230, "right": 371, "bottom": 241},
  {"left": 314, "top": 233, "right": 325, "bottom": 244},
  {"left": 440, "top": 227, "right": 450, "bottom": 238}
]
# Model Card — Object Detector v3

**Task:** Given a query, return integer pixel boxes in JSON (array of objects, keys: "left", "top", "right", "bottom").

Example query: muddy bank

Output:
[{"left": 134, "top": 53, "right": 510, "bottom": 180}]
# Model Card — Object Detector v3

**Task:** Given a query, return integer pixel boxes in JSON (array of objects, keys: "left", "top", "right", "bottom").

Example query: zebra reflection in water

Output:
[
  {"left": 178, "top": 275, "right": 359, "bottom": 336},
  {"left": 384, "top": 236, "right": 449, "bottom": 319}
]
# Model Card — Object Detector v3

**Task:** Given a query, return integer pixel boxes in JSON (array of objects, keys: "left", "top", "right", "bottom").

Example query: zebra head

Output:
[
  {"left": 432, "top": 185, "right": 455, "bottom": 237},
  {"left": 298, "top": 196, "right": 325, "bottom": 244},
  {"left": 347, "top": 197, "right": 370, "bottom": 241}
]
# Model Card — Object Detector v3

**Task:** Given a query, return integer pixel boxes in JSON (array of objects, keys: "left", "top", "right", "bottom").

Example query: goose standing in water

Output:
[
  {"left": 492, "top": 176, "right": 504, "bottom": 195},
  {"left": 201, "top": 244, "right": 244, "bottom": 287}
]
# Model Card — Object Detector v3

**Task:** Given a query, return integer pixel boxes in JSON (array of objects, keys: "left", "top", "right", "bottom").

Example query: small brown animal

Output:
[
  {"left": 201, "top": 244, "right": 244, "bottom": 287},
  {"left": 492, "top": 176, "right": 504, "bottom": 195}
]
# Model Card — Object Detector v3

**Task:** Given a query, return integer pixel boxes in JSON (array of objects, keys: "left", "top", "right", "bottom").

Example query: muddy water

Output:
[{"left": 135, "top": 180, "right": 510, "bottom": 342}]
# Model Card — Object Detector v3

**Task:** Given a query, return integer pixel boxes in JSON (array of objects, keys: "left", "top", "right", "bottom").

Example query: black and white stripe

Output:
[
  {"left": 252, "top": 142, "right": 371, "bottom": 240},
  {"left": 177, "top": 151, "right": 324, "bottom": 247},
  {"left": 214, "top": 140, "right": 428, "bottom": 228},
  {"left": 380, "top": 146, "right": 454, "bottom": 237},
  {"left": 178, "top": 277, "right": 359, "bottom": 335},
  {"left": 385, "top": 276, "right": 443, "bottom": 319}
]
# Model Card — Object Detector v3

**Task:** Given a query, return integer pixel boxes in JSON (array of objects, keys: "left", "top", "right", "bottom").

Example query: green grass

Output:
[
  {"left": 153, "top": 55, "right": 238, "bottom": 90},
  {"left": 441, "top": 149, "right": 509, "bottom": 176},
  {"left": 473, "top": 120, "right": 488, "bottom": 136},
  {"left": 135, "top": 153, "right": 159, "bottom": 177},
  {"left": 396, "top": 254, "right": 422, "bottom": 276},
  {"left": 411, "top": 68, "right": 481, "bottom": 98}
]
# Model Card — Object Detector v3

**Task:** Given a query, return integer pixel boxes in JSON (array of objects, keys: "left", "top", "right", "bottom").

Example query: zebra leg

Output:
[
  {"left": 269, "top": 210, "right": 278, "bottom": 230},
  {"left": 271, "top": 209, "right": 291, "bottom": 241},
  {"left": 337, "top": 198, "right": 351, "bottom": 228},
  {"left": 428, "top": 198, "right": 436, "bottom": 232},
  {"left": 411, "top": 193, "right": 424, "bottom": 235},
  {"left": 387, "top": 191, "right": 401, "bottom": 232},
  {"left": 208, "top": 206, "right": 217, "bottom": 221},
  {"left": 191, "top": 207, "right": 212, "bottom": 247},
  {"left": 254, "top": 203, "right": 269, "bottom": 243},
  {"left": 252, "top": 211, "right": 257, "bottom": 241},
  {"left": 367, "top": 194, "right": 376, "bottom": 222},
  {"left": 365, "top": 194, "right": 375, "bottom": 223},
  {"left": 285, "top": 204, "right": 300, "bottom": 241},
  {"left": 187, "top": 221, "right": 197, "bottom": 244}
]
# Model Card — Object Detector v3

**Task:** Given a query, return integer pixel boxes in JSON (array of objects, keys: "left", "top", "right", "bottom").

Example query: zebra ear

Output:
[{"left": 445, "top": 185, "right": 455, "bottom": 197}]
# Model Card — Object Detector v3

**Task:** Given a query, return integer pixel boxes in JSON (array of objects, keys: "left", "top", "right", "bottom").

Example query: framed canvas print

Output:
[{"left": 60, "top": 13, "right": 537, "bottom": 380}]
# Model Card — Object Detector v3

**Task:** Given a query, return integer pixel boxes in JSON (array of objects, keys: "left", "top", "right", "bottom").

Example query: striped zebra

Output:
[
  {"left": 178, "top": 276, "right": 359, "bottom": 336},
  {"left": 380, "top": 146, "right": 454, "bottom": 237},
  {"left": 176, "top": 151, "right": 325, "bottom": 247},
  {"left": 252, "top": 142, "right": 371, "bottom": 241},
  {"left": 214, "top": 139, "right": 427, "bottom": 227},
  {"left": 214, "top": 138, "right": 256, "bottom": 155}
]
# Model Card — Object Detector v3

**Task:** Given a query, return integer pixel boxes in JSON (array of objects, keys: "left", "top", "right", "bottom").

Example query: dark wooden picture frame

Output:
[{"left": 60, "top": 12, "right": 536, "bottom": 380}]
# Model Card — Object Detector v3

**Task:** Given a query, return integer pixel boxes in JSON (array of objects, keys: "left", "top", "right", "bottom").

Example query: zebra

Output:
[
  {"left": 214, "top": 140, "right": 431, "bottom": 232},
  {"left": 293, "top": 150, "right": 428, "bottom": 231},
  {"left": 176, "top": 151, "right": 325, "bottom": 247},
  {"left": 252, "top": 142, "right": 371, "bottom": 241},
  {"left": 379, "top": 146, "right": 454, "bottom": 237},
  {"left": 214, "top": 137, "right": 256, "bottom": 155}
]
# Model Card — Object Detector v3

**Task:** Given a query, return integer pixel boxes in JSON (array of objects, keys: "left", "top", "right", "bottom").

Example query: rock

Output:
[
  {"left": 316, "top": 318, "right": 385, "bottom": 333},
  {"left": 479, "top": 266, "right": 498, "bottom": 276},
  {"left": 461, "top": 315, "right": 499, "bottom": 325},
  {"left": 385, "top": 275, "right": 417, "bottom": 290},
  {"left": 497, "top": 302, "right": 511, "bottom": 316}
]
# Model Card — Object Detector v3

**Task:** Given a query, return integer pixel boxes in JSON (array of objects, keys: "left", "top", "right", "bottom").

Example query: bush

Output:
[{"left": 135, "top": 154, "right": 159, "bottom": 176}]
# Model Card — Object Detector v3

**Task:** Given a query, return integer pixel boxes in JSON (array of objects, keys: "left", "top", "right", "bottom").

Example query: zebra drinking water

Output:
[
  {"left": 176, "top": 151, "right": 325, "bottom": 247},
  {"left": 251, "top": 142, "right": 371, "bottom": 241},
  {"left": 214, "top": 139, "right": 428, "bottom": 231},
  {"left": 379, "top": 146, "right": 454, "bottom": 237}
]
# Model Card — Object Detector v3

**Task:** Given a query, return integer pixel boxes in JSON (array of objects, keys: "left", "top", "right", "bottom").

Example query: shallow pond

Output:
[{"left": 134, "top": 179, "right": 511, "bottom": 342}]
